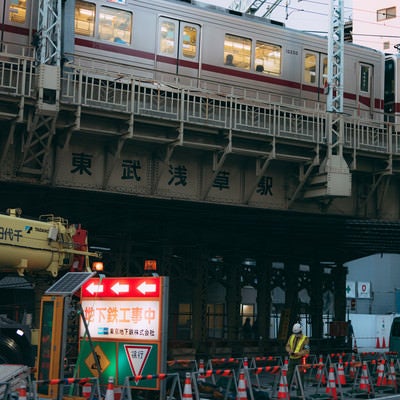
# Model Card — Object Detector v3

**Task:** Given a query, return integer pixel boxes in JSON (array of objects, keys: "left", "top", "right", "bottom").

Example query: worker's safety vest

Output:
[{"left": 288, "top": 334, "right": 308, "bottom": 359}]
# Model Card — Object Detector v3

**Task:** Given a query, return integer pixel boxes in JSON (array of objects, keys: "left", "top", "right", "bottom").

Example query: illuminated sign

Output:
[{"left": 79, "top": 277, "right": 168, "bottom": 389}]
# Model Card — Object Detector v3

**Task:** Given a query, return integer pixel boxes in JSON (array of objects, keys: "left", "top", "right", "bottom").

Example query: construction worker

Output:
[{"left": 285, "top": 323, "right": 310, "bottom": 396}]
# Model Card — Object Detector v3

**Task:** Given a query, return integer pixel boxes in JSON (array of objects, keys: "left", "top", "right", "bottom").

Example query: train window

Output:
[
  {"left": 75, "top": 0, "right": 96, "bottom": 37},
  {"left": 159, "top": 21, "right": 177, "bottom": 56},
  {"left": 304, "top": 53, "right": 317, "bottom": 84},
  {"left": 255, "top": 41, "right": 281, "bottom": 75},
  {"left": 224, "top": 34, "right": 251, "bottom": 70},
  {"left": 182, "top": 25, "right": 197, "bottom": 59},
  {"left": 98, "top": 6, "right": 132, "bottom": 44},
  {"left": 8, "top": 0, "right": 27, "bottom": 24},
  {"left": 360, "top": 64, "right": 370, "bottom": 93}
]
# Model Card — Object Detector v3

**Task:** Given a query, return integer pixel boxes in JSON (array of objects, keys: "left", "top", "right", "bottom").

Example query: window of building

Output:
[
  {"left": 9, "top": 0, "right": 27, "bottom": 24},
  {"left": 177, "top": 303, "right": 192, "bottom": 339},
  {"left": 98, "top": 6, "right": 132, "bottom": 44},
  {"left": 377, "top": 7, "right": 396, "bottom": 21},
  {"left": 255, "top": 41, "right": 281, "bottom": 75},
  {"left": 207, "top": 303, "right": 225, "bottom": 338},
  {"left": 224, "top": 34, "right": 251, "bottom": 70},
  {"left": 384, "top": 41, "right": 390, "bottom": 50},
  {"left": 75, "top": 0, "right": 96, "bottom": 37},
  {"left": 182, "top": 25, "right": 197, "bottom": 59},
  {"left": 159, "top": 20, "right": 176, "bottom": 56}
]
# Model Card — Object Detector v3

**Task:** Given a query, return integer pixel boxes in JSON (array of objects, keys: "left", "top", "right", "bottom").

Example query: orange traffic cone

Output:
[
  {"left": 237, "top": 370, "right": 248, "bottom": 400},
  {"left": 382, "top": 337, "right": 387, "bottom": 349},
  {"left": 105, "top": 377, "right": 115, "bottom": 400},
  {"left": 326, "top": 367, "right": 337, "bottom": 400},
  {"left": 316, "top": 355, "right": 326, "bottom": 385},
  {"left": 82, "top": 382, "right": 92, "bottom": 399},
  {"left": 349, "top": 354, "right": 356, "bottom": 380},
  {"left": 376, "top": 359, "right": 385, "bottom": 387},
  {"left": 376, "top": 337, "right": 381, "bottom": 349},
  {"left": 387, "top": 359, "right": 397, "bottom": 389},
  {"left": 183, "top": 372, "right": 193, "bottom": 400},
  {"left": 243, "top": 357, "right": 249, "bottom": 369},
  {"left": 359, "top": 362, "right": 370, "bottom": 392},
  {"left": 283, "top": 356, "right": 289, "bottom": 371},
  {"left": 278, "top": 369, "right": 290, "bottom": 399},
  {"left": 17, "top": 384, "right": 27, "bottom": 400},
  {"left": 198, "top": 359, "right": 206, "bottom": 382},
  {"left": 337, "top": 357, "right": 346, "bottom": 386}
]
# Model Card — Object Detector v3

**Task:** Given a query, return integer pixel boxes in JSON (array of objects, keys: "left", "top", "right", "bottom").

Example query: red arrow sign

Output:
[{"left": 81, "top": 277, "right": 160, "bottom": 298}]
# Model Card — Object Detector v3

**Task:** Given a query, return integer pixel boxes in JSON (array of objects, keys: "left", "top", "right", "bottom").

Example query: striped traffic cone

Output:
[
  {"left": 17, "top": 384, "right": 27, "bottom": 400},
  {"left": 315, "top": 355, "right": 326, "bottom": 385},
  {"left": 349, "top": 354, "right": 356, "bottom": 381},
  {"left": 183, "top": 372, "right": 193, "bottom": 400},
  {"left": 105, "top": 377, "right": 115, "bottom": 400},
  {"left": 198, "top": 359, "right": 206, "bottom": 382},
  {"left": 376, "top": 359, "right": 385, "bottom": 387},
  {"left": 243, "top": 357, "right": 249, "bottom": 369},
  {"left": 82, "top": 382, "right": 92, "bottom": 398},
  {"left": 387, "top": 359, "right": 397, "bottom": 389},
  {"left": 359, "top": 362, "right": 370, "bottom": 393},
  {"left": 278, "top": 369, "right": 290, "bottom": 399},
  {"left": 237, "top": 370, "right": 248, "bottom": 400},
  {"left": 337, "top": 357, "right": 346, "bottom": 386},
  {"left": 326, "top": 366, "right": 338, "bottom": 400}
]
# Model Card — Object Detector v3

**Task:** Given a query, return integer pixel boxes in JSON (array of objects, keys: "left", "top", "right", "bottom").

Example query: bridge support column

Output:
[{"left": 310, "top": 262, "right": 324, "bottom": 339}]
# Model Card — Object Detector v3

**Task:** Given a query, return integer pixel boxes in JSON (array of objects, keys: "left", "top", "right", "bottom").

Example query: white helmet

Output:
[{"left": 292, "top": 323, "right": 302, "bottom": 334}]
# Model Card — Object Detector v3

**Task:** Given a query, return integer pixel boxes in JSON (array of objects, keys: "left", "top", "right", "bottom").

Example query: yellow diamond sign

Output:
[{"left": 84, "top": 344, "right": 110, "bottom": 377}]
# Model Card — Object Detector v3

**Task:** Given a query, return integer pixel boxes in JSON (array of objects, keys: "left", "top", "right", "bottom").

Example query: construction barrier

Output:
[{"left": 32, "top": 376, "right": 101, "bottom": 400}]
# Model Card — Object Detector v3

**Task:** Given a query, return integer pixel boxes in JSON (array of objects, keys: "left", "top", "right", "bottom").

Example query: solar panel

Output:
[{"left": 45, "top": 272, "right": 96, "bottom": 295}]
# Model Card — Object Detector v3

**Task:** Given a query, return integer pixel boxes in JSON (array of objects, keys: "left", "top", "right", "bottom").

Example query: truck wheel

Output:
[{"left": 0, "top": 333, "right": 32, "bottom": 365}]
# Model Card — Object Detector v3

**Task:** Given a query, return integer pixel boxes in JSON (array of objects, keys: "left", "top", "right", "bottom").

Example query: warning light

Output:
[
  {"left": 92, "top": 261, "right": 104, "bottom": 272},
  {"left": 144, "top": 259, "right": 157, "bottom": 271}
]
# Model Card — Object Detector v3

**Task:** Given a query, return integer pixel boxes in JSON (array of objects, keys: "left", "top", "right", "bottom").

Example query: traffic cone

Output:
[
  {"left": 278, "top": 368, "right": 290, "bottom": 399},
  {"left": 315, "top": 355, "right": 326, "bottom": 385},
  {"left": 105, "top": 377, "right": 115, "bottom": 400},
  {"left": 376, "top": 337, "right": 381, "bottom": 349},
  {"left": 198, "top": 359, "right": 206, "bottom": 382},
  {"left": 359, "top": 362, "right": 370, "bottom": 392},
  {"left": 382, "top": 337, "right": 387, "bottom": 349},
  {"left": 387, "top": 359, "right": 397, "bottom": 389},
  {"left": 82, "top": 382, "right": 92, "bottom": 398},
  {"left": 283, "top": 356, "right": 289, "bottom": 371},
  {"left": 243, "top": 357, "right": 249, "bottom": 369},
  {"left": 337, "top": 357, "right": 346, "bottom": 386},
  {"left": 17, "top": 384, "right": 27, "bottom": 400},
  {"left": 349, "top": 354, "right": 356, "bottom": 381},
  {"left": 325, "top": 366, "right": 338, "bottom": 400},
  {"left": 183, "top": 372, "right": 193, "bottom": 400},
  {"left": 237, "top": 370, "right": 248, "bottom": 400},
  {"left": 376, "top": 359, "right": 385, "bottom": 386}
]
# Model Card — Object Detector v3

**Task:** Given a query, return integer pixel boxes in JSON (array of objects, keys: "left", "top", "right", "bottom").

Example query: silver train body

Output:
[{"left": 1, "top": 0, "right": 398, "bottom": 120}]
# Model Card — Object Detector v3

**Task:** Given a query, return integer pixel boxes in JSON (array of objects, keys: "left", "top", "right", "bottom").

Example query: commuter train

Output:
[{"left": 1, "top": 0, "right": 400, "bottom": 121}]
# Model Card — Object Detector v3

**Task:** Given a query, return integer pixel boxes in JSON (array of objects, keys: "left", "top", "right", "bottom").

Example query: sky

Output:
[{"left": 198, "top": 0, "right": 353, "bottom": 34}]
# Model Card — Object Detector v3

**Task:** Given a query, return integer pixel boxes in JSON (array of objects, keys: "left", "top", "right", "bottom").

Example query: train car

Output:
[
  {"left": 384, "top": 53, "right": 400, "bottom": 123},
  {"left": 0, "top": 0, "right": 386, "bottom": 117}
]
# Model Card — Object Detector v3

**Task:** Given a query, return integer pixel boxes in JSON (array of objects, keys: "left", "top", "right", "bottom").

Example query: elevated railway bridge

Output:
[{"left": 1, "top": 45, "right": 400, "bottom": 357}]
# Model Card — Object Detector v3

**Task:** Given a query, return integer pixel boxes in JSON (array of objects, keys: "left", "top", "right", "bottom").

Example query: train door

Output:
[
  {"left": 1, "top": 0, "right": 34, "bottom": 55},
  {"left": 157, "top": 17, "right": 201, "bottom": 84},
  {"left": 302, "top": 50, "right": 327, "bottom": 105}
]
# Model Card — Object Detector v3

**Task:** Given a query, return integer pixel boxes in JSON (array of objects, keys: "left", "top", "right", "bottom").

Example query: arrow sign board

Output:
[{"left": 81, "top": 277, "right": 160, "bottom": 298}]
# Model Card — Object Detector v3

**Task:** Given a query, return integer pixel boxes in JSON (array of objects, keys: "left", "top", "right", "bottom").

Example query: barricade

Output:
[
  {"left": 192, "top": 369, "right": 235, "bottom": 400},
  {"left": 121, "top": 372, "right": 181, "bottom": 400},
  {"left": 32, "top": 376, "right": 101, "bottom": 400}
]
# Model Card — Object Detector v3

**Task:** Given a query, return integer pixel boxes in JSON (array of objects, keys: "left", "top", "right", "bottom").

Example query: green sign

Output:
[
  {"left": 78, "top": 339, "right": 117, "bottom": 385},
  {"left": 118, "top": 343, "right": 158, "bottom": 388}
]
